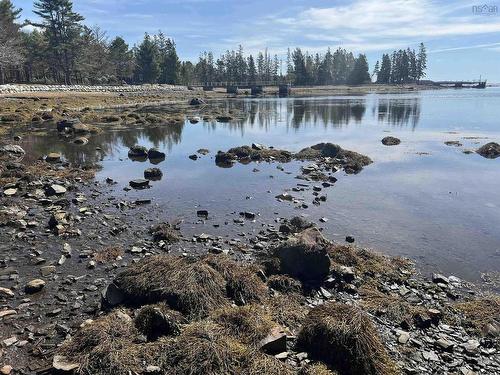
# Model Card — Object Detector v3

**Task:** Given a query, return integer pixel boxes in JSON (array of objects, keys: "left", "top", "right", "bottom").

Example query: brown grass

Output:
[
  {"left": 134, "top": 303, "right": 185, "bottom": 340},
  {"left": 297, "top": 302, "right": 398, "bottom": 375},
  {"left": 454, "top": 295, "right": 500, "bottom": 337},
  {"left": 114, "top": 255, "right": 269, "bottom": 319},
  {"left": 268, "top": 274, "right": 303, "bottom": 294},
  {"left": 244, "top": 353, "right": 295, "bottom": 375},
  {"left": 327, "top": 244, "right": 412, "bottom": 283},
  {"left": 300, "top": 363, "right": 340, "bottom": 375},
  {"left": 26, "top": 161, "right": 96, "bottom": 180},
  {"left": 93, "top": 245, "right": 124, "bottom": 263},
  {"left": 212, "top": 304, "right": 275, "bottom": 345},
  {"left": 204, "top": 254, "right": 268, "bottom": 305},
  {"left": 164, "top": 321, "right": 248, "bottom": 375},
  {"left": 267, "top": 294, "right": 309, "bottom": 333},
  {"left": 58, "top": 311, "right": 165, "bottom": 375},
  {"left": 115, "top": 255, "right": 228, "bottom": 319},
  {"left": 359, "top": 285, "right": 424, "bottom": 323}
]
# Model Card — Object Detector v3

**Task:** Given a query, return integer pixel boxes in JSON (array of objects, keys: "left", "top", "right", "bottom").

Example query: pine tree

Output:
[
  {"left": 0, "top": 0, "right": 23, "bottom": 83},
  {"left": 134, "top": 33, "right": 159, "bottom": 83},
  {"left": 347, "top": 54, "right": 370, "bottom": 85},
  {"left": 417, "top": 42, "right": 427, "bottom": 81},
  {"left": 377, "top": 54, "right": 391, "bottom": 84},
  {"left": 32, "top": 0, "right": 85, "bottom": 84},
  {"left": 372, "top": 60, "right": 380, "bottom": 81},
  {"left": 247, "top": 55, "right": 256, "bottom": 84},
  {"left": 109, "top": 37, "right": 134, "bottom": 83}
]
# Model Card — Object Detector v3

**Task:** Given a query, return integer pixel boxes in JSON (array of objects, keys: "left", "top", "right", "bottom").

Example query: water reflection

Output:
[
  {"left": 204, "top": 96, "right": 420, "bottom": 133},
  {"left": 21, "top": 96, "right": 421, "bottom": 165}
]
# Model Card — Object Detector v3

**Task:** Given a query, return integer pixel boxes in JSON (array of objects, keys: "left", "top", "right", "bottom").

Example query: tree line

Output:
[{"left": 0, "top": 0, "right": 427, "bottom": 86}]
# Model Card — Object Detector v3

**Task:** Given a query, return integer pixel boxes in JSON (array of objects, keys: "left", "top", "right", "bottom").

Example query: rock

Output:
[
  {"left": 436, "top": 338, "right": 454, "bottom": 352},
  {"left": 189, "top": 154, "right": 198, "bottom": 160},
  {"left": 197, "top": 210, "right": 209, "bottom": 217},
  {"left": 53, "top": 355, "right": 79, "bottom": 372},
  {"left": 40, "top": 265, "right": 56, "bottom": 277},
  {"left": 0, "top": 144, "right": 25, "bottom": 158},
  {"left": 463, "top": 339, "right": 480, "bottom": 355},
  {"left": 2, "top": 337, "right": 17, "bottom": 347},
  {"left": 129, "top": 179, "right": 150, "bottom": 189},
  {"left": 145, "top": 365, "right": 162, "bottom": 374},
  {"left": 382, "top": 136, "right": 401, "bottom": 146},
  {"left": 422, "top": 350, "right": 439, "bottom": 362},
  {"left": 0, "top": 310, "right": 16, "bottom": 319},
  {"left": 427, "top": 308, "right": 442, "bottom": 324},
  {"left": 476, "top": 142, "right": 500, "bottom": 159},
  {"left": 252, "top": 143, "right": 266, "bottom": 150},
  {"left": 197, "top": 148, "right": 210, "bottom": 155},
  {"left": 3, "top": 188, "right": 17, "bottom": 196},
  {"left": 73, "top": 137, "right": 89, "bottom": 145},
  {"left": 144, "top": 168, "right": 163, "bottom": 180},
  {"left": 0, "top": 287, "right": 14, "bottom": 298},
  {"left": 72, "top": 123, "right": 90, "bottom": 134},
  {"left": 189, "top": 117, "right": 200, "bottom": 124},
  {"left": 259, "top": 327, "right": 287, "bottom": 355},
  {"left": 444, "top": 140, "right": 462, "bottom": 147},
  {"left": 397, "top": 331, "right": 410, "bottom": 344},
  {"left": 345, "top": 236, "right": 355, "bottom": 243},
  {"left": 46, "top": 184, "right": 67, "bottom": 196},
  {"left": 25, "top": 279, "right": 46, "bottom": 294},
  {"left": 46, "top": 152, "right": 62, "bottom": 163},
  {"left": 101, "top": 283, "right": 125, "bottom": 307},
  {"left": 128, "top": 145, "right": 148, "bottom": 158},
  {"left": 147, "top": 148, "right": 166, "bottom": 160},
  {"left": 275, "top": 227, "right": 331, "bottom": 282},
  {"left": 0, "top": 365, "right": 13, "bottom": 374},
  {"left": 432, "top": 273, "right": 449, "bottom": 284},
  {"left": 414, "top": 312, "right": 432, "bottom": 329},
  {"left": 189, "top": 98, "right": 205, "bottom": 105},
  {"left": 57, "top": 118, "right": 80, "bottom": 132}
]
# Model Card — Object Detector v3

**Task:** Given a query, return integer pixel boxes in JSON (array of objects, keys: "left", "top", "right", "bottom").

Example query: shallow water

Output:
[{"left": 21, "top": 88, "right": 500, "bottom": 281}]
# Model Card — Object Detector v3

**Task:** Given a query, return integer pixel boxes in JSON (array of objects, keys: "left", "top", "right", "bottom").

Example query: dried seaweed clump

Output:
[{"left": 297, "top": 302, "right": 398, "bottom": 375}]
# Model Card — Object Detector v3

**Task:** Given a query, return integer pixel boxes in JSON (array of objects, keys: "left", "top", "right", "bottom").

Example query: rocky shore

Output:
[{"left": 0, "top": 92, "right": 499, "bottom": 375}]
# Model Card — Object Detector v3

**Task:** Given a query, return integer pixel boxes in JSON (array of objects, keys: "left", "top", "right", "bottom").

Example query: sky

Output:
[{"left": 14, "top": 0, "right": 500, "bottom": 82}]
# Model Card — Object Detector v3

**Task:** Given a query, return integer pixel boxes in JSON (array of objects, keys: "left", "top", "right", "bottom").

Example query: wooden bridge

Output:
[
  {"left": 188, "top": 81, "right": 292, "bottom": 95},
  {"left": 434, "top": 80, "right": 486, "bottom": 89}
]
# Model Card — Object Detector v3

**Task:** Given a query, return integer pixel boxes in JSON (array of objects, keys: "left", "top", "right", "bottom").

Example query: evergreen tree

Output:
[
  {"left": 109, "top": 36, "right": 134, "bottom": 83},
  {"left": 0, "top": 0, "right": 23, "bottom": 83},
  {"left": 417, "top": 42, "right": 427, "bottom": 81},
  {"left": 32, "top": 0, "right": 84, "bottom": 84},
  {"left": 347, "top": 54, "right": 370, "bottom": 85},
  {"left": 247, "top": 55, "right": 256, "bottom": 84},
  {"left": 377, "top": 54, "right": 391, "bottom": 83},
  {"left": 134, "top": 33, "right": 159, "bottom": 83},
  {"left": 155, "top": 32, "right": 179, "bottom": 84},
  {"left": 372, "top": 60, "right": 380, "bottom": 81}
]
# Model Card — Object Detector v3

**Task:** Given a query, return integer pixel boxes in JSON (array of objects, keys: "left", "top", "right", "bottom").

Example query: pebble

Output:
[{"left": 25, "top": 279, "right": 46, "bottom": 294}]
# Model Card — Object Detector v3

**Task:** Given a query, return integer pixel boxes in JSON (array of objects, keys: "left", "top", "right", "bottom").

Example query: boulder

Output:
[
  {"left": 72, "top": 123, "right": 90, "bottom": 134},
  {"left": 275, "top": 227, "right": 331, "bottom": 282},
  {"left": 144, "top": 168, "right": 163, "bottom": 181},
  {"left": 259, "top": 326, "right": 288, "bottom": 355},
  {"left": 101, "top": 282, "right": 125, "bottom": 308},
  {"left": 128, "top": 145, "right": 148, "bottom": 158},
  {"left": 382, "top": 136, "right": 401, "bottom": 146},
  {"left": 57, "top": 118, "right": 80, "bottom": 132},
  {"left": 189, "top": 98, "right": 205, "bottom": 105},
  {"left": 73, "top": 137, "right": 89, "bottom": 145},
  {"left": 129, "top": 179, "right": 150, "bottom": 189},
  {"left": 147, "top": 148, "right": 166, "bottom": 160},
  {"left": 46, "top": 152, "right": 62, "bottom": 163},
  {"left": 25, "top": 279, "right": 46, "bottom": 294},
  {"left": 476, "top": 142, "right": 500, "bottom": 159}
]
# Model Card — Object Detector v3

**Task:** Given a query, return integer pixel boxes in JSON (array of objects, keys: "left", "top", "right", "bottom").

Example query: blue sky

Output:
[{"left": 15, "top": 0, "right": 500, "bottom": 82}]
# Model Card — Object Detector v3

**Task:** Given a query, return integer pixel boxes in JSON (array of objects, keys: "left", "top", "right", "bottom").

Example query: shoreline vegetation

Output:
[{"left": 0, "top": 88, "right": 499, "bottom": 373}]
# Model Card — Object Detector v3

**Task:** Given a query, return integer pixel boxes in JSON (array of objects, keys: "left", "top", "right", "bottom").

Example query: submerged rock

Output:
[
  {"left": 382, "top": 136, "right": 401, "bottom": 146},
  {"left": 144, "top": 168, "right": 163, "bottom": 181},
  {"left": 147, "top": 148, "right": 166, "bottom": 160},
  {"left": 128, "top": 145, "right": 148, "bottom": 158},
  {"left": 189, "top": 98, "right": 205, "bottom": 106},
  {"left": 476, "top": 142, "right": 500, "bottom": 159},
  {"left": 129, "top": 179, "right": 150, "bottom": 189}
]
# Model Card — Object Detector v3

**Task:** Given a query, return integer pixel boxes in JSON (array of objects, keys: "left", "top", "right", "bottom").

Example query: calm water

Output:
[{"left": 21, "top": 88, "right": 500, "bottom": 281}]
